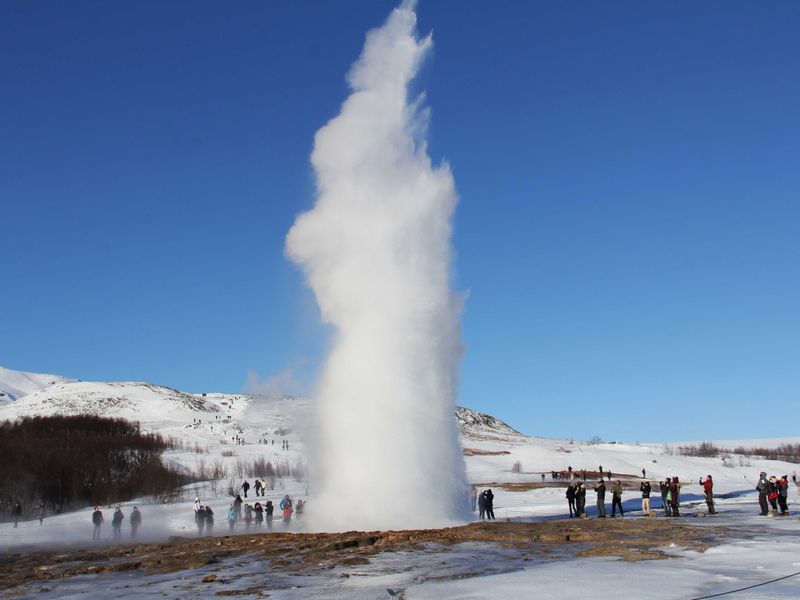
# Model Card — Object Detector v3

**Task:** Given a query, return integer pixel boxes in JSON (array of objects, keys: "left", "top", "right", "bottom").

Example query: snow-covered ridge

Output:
[
  {"left": 455, "top": 406, "right": 522, "bottom": 440},
  {"left": 0, "top": 366, "right": 76, "bottom": 406}
]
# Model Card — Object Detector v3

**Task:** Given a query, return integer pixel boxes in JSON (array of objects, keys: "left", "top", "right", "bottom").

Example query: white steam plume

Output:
[{"left": 286, "top": 0, "right": 469, "bottom": 531}]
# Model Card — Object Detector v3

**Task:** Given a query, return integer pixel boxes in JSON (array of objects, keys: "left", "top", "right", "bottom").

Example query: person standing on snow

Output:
[
  {"left": 756, "top": 471, "right": 770, "bottom": 516},
  {"left": 594, "top": 480, "right": 606, "bottom": 518},
  {"left": 640, "top": 480, "right": 651, "bottom": 516},
  {"left": 111, "top": 506, "right": 124, "bottom": 540},
  {"left": 575, "top": 484, "right": 587, "bottom": 518},
  {"left": 777, "top": 475, "right": 789, "bottom": 515},
  {"left": 611, "top": 480, "right": 624, "bottom": 517},
  {"left": 659, "top": 481, "right": 671, "bottom": 516},
  {"left": 767, "top": 476, "right": 779, "bottom": 516},
  {"left": 92, "top": 506, "right": 104, "bottom": 541},
  {"left": 227, "top": 504, "right": 237, "bottom": 531},
  {"left": 241, "top": 480, "right": 250, "bottom": 498},
  {"left": 478, "top": 490, "right": 487, "bottom": 520},
  {"left": 669, "top": 477, "right": 681, "bottom": 517},
  {"left": 699, "top": 476, "right": 716, "bottom": 514},
  {"left": 130, "top": 506, "right": 142, "bottom": 538},
  {"left": 12, "top": 502, "right": 22, "bottom": 527},
  {"left": 265, "top": 500, "right": 274, "bottom": 529},
  {"left": 566, "top": 483, "right": 576, "bottom": 518},
  {"left": 484, "top": 489, "right": 495, "bottom": 520},
  {"left": 234, "top": 493, "right": 243, "bottom": 519},
  {"left": 282, "top": 500, "right": 293, "bottom": 526},
  {"left": 470, "top": 485, "right": 478, "bottom": 512}
]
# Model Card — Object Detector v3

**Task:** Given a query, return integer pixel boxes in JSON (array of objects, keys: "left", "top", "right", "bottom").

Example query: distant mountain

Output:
[
  {"left": 0, "top": 367, "right": 524, "bottom": 442},
  {"left": 455, "top": 406, "right": 523, "bottom": 440},
  {"left": 0, "top": 366, "right": 76, "bottom": 406}
]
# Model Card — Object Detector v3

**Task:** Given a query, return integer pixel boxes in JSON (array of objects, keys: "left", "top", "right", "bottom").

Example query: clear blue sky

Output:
[{"left": 2, "top": 1, "right": 798, "bottom": 441}]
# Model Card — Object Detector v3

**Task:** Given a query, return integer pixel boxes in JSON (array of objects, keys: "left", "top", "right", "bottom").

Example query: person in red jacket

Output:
[{"left": 699, "top": 475, "right": 716, "bottom": 514}]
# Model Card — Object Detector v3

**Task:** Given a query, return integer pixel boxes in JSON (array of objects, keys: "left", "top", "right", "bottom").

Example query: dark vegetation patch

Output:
[{"left": 0, "top": 415, "right": 186, "bottom": 521}]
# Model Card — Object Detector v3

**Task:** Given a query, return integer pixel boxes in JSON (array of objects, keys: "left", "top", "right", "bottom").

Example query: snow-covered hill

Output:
[{"left": 0, "top": 366, "right": 76, "bottom": 406}]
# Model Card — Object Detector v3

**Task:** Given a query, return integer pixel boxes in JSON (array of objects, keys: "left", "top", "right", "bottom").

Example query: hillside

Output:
[{"left": 0, "top": 366, "right": 75, "bottom": 405}]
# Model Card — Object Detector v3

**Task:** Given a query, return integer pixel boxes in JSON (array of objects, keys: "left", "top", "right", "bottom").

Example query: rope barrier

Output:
[{"left": 688, "top": 570, "right": 800, "bottom": 599}]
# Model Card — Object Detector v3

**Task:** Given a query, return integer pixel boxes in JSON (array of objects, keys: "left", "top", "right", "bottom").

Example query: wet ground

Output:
[{"left": 0, "top": 517, "right": 727, "bottom": 596}]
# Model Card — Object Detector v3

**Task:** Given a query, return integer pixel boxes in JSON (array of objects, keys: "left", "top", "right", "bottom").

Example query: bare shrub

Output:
[{"left": 221, "top": 450, "right": 236, "bottom": 458}]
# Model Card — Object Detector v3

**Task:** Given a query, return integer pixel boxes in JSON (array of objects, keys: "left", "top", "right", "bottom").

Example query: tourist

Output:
[
  {"left": 484, "top": 489, "right": 495, "bottom": 520},
  {"left": 575, "top": 483, "right": 586, "bottom": 518},
  {"left": 756, "top": 471, "right": 769, "bottom": 516},
  {"left": 659, "top": 480, "right": 671, "bottom": 516},
  {"left": 611, "top": 480, "right": 624, "bottom": 517},
  {"left": 640, "top": 480, "right": 651, "bottom": 516},
  {"left": 130, "top": 506, "right": 142, "bottom": 538},
  {"left": 266, "top": 500, "right": 274, "bottom": 529},
  {"left": 566, "top": 483, "right": 576, "bottom": 518},
  {"left": 594, "top": 479, "right": 606, "bottom": 518},
  {"left": 111, "top": 506, "right": 124, "bottom": 540},
  {"left": 92, "top": 506, "right": 104, "bottom": 541},
  {"left": 227, "top": 504, "right": 237, "bottom": 531},
  {"left": 478, "top": 490, "right": 486, "bottom": 520},
  {"left": 669, "top": 477, "right": 681, "bottom": 517},
  {"left": 699, "top": 476, "right": 716, "bottom": 514}
]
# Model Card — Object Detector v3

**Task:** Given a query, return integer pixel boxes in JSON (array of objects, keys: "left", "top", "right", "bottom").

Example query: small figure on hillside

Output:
[
  {"left": 12, "top": 502, "right": 22, "bottom": 528},
  {"left": 130, "top": 506, "right": 142, "bottom": 538},
  {"left": 669, "top": 477, "right": 681, "bottom": 517},
  {"left": 234, "top": 494, "right": 243, "bottom": 519},
  {"left": 541, "top": 473, "right": 545, "bottom": 482},
  {"left": 254, "top": 502, "right": 264, "bottom": 528},
  {"left": 699, "top": 476, "right": 716, "bottom": 515},
  {"left": 566, "top": 483, "right": 576, "bottom": 518},
  {"left": 756, "top": 471, "right": 770, "bottom": 516},
  {"left": 244, "top": 503, "right": 253, "bottom": 529},
  {"left": 642, "top": 468, "right": 646, "bottom": 478},
  {"left": 484, "top": 489, "right": 495, "bottom": 520},
  {"left": 599, "top": 465, "right": 603, "bottom": 475},
  {"left": 594, "top": 480, "right": 606, "bottom": 518},
  {"left": 112, "top": 506, "right": 124, "bottom": 540},
  {"left": 227, "top": 504, "right": 237, "bottom": 531},
  {"left": 241, "top": 480, "right": 250, "bottom": 498},
  {"left": 478, "top": 489, "right": 486, "bottom": 520},
  {"left": 659, "top": 481, "right": 671, "bottom": 516},
  {"left": 266, "top": 500, "right": 274, "bottom": 529},
  {"left": 575, "top": 484, "right": 587, "bottom": 518},
  {"left": 470, "top": 485, "right": 478, "bottom": 512},
  {"left": 38, "top": 503, "right": 46, "bottom": 526},
  {"left": 640, "top": 480, "right": 651, "bottom": 516},
  {"left": 205, "top": 505, "right": 215, "bottom": 535},
  {"left": 611, "top": 480, "right": 624, "bottom": 517},
  {"left": 92, "top": 506, "right": 104, "bottom": 541}
]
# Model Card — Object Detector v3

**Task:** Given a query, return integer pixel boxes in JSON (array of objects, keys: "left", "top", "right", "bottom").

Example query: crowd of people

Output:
[
  {"left": 470, "top": 486, "right": 496, "bottom": 520},
  {"left": 91, "top": 505, "right": 142, "bottom": 541},
  {"left": 219, "top": 489, "right": 305, "bottom": 534},
  {"left": 562, "top": 471, "right": 799, "bottom": 519}
]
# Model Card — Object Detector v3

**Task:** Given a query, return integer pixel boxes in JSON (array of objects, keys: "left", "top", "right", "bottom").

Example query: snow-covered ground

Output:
[{"left": 1, "top": 366, "right": 799, "bottom": 599}]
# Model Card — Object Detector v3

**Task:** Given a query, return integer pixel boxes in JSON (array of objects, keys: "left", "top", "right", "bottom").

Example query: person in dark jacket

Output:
[
  {"left": 204, "top": 505, "right": 214, "bottom": 535},
  {"left": 566, "top": 484, "right": 576, "bottom": 517},
  {"left": 640, "top": 481, "right": 652, "bottom": 516},
  {"left": 196, "top": 506, "right": 206, "bottom": 535},
  {"left": 611, "top": 480, "right": 624, "bottom": 517},
  {"left": 699, "top": 476, "right": 716, "bottom": 514},
  {"left": 659, "top": 481, "right": 671, "bottom": 516},
  {"left": 756, "top": 471, "right": 769, "bottom": 515},
  {"left": 767, "top": 476, "right": 779, "bottom": 516},
  {"left": 575, "top": 484, "right": 587, "bottom": 518},
  {"left": 669, "top": 478, "right": 681, "bottom": 517},
  {"left": 241, "top": 480, "right": 250, "bottom": 498},
  {"left": 484, "top": 489, "right": 495, "bottom": 520},
  {"left": 111, "top": 507, "right": 124, "bottom": 540},
  {"left": 266, "top": 500, "right": 274, "bottom": 529},
  {"left": 594, "top": 480, "right": 606, "bottom": 518},
  {"left": 254, "top": 502, "right": 264, "bottom": 528},
  {"left": 92, "top": 506, "right": 104, "bottom": 541},
  {"left": 234, "top": 494, "right": 243, "bottom": 520},
  {"left": 478, "top": 490, "right": 486, "bottom": 520},
  {"left": 130, "top": 506, "right": 142, "bottom": 538},
  {"left": 777, "top": 475, "right": 789, "bottom": 515},
  {"left": 12, "top": 502, "right": 22, "bottom": 527}
]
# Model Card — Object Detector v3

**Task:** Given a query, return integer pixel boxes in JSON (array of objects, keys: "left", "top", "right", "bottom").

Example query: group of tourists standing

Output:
[
  {"left": 470, "top": 486, "right": 495, "bottom": 520},
  {"left": 756, "top": 473, "right": 794, "bottom": 516},
  {"left": 91, "top": 505, "right": 141, "bottom": 541},
  {"left": 223, "top": 491, "right": 303, "bottom": 532}
]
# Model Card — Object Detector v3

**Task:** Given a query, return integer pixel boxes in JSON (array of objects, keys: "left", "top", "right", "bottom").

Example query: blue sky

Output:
[{"left": 2, "top": 1, "right": 798, "bottom": 441}]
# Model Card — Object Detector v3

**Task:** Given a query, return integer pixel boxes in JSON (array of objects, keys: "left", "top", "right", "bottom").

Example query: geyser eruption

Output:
[{"left": 286, "top": 0, "right": 469, "bottom": 530}]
